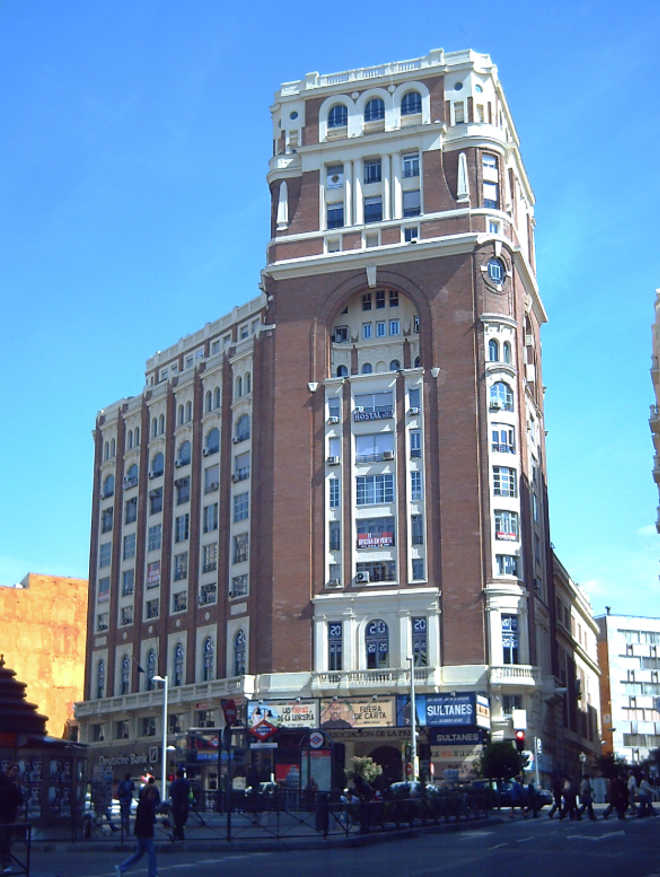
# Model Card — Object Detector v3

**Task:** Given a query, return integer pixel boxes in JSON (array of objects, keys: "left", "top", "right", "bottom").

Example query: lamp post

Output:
[
  {"left": 407, "top": 656, "right": 417, "bottom": 783},
  {"left": 152, "top": 675, "right": 168, "bottom": 801}
]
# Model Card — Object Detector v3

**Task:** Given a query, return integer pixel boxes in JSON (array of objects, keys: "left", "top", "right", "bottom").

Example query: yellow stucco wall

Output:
[{"left": 0, "top": 573, "right": 88, "bottom": 738}]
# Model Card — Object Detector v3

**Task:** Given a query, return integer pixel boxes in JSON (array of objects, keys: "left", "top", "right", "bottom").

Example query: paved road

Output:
[{"left": 27, "top": 811, "right": 660, "bottom": 877}]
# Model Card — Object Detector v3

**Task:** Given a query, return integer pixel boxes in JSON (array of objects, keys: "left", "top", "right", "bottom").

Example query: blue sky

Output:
[{"left": 1, "top": 0, "right": 658, "bottom": 619}]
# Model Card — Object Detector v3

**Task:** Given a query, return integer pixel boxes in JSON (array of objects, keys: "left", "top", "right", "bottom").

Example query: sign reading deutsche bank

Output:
[{"left": 425, "top": 693, "right": 490, "bottom": 728}]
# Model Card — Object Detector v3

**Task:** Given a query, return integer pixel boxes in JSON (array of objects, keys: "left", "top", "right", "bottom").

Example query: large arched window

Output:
[
  {"left": 96, "top": 659, "right": 105, "bottom": 699},
  {"left": 235, "top": 414, "right": 251, "bottom": 443},
  {"left": 366, "top": 619, "right": 389, "bottom": 669},
  {"left": 203, "top": 637, "right": 214, "bottom": 682},
  {"left": 150, "top": 452, "right": 164, "bottom": 477},
  {"left": 126, "top": 463, "right": 138, "bottom": 485},
  {"left": 103, "top": 474, "right": 114, "bottom": 498},
  {"left": 490, "top": 382, "right": 514, "bottom": 412},
  {"left": 328, "top": 104, "right": 348, "bottom": 128},
  {"left": 401, "top": 91, "right": 422, "bottom": 115},
  {"left": 146, "top": 649, "right": 156, "bottom": 691},
  {"left": 488, "top": 339, "right": 499, "bottom": 362},
  {"left": 121, "top": 655, "right": 130, "bottom": 695},
  {"left": 234, "top": 629, "right": 246, "bottom": 676},
  {"left": 205, "top": 428, "right": 220, "bottom": 455},
  {"left": 364, "top": 98, "right": 384, "bottom": 122},
  {"left": 178, "top": 441, "right": 191, "bottom": 466},
  {"left": 173, "top": 643, "right": 184, "bottom": 687}
]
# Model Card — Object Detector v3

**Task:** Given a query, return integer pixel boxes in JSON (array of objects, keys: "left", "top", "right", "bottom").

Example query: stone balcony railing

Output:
[
  {"left": 311, "top": 666, "right": 436, "bottom": 695},
  {"left": 489, "top": 665, "right": 539, "bottom": 687}
]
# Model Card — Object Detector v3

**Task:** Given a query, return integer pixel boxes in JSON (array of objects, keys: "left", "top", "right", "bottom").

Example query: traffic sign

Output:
[{"left": 222, "top": 698, "right": 237, "bottom": 726}]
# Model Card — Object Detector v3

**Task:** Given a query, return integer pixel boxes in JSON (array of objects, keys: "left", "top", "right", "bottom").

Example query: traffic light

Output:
[{"left": 515, "top": 730, "right": 525, "bottom": 752}]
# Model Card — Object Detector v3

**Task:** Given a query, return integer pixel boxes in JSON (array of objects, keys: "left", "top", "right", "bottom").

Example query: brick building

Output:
[{"left": 76, "top": 49, "right": 576, "bottom": 789}]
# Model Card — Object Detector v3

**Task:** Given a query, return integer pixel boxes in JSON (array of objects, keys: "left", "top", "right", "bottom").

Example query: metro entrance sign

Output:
[{"left": 222, "top": 698, "right": 237, "bottom": 726}]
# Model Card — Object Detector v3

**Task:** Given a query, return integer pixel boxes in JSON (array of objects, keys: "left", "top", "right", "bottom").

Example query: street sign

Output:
[
  {"left": 249, "top": 719, "right": 277, "bottom": 741},
  {"left": 222, "top": 698, "right": 237, "bottom": 726}
]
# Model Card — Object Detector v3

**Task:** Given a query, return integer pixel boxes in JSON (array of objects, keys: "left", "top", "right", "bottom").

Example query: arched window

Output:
[
  {"left": 245, "top": 372, "right": 251, "bottom": 394},
  {"left": 177, "top": 405, "right": 184, "bottom": 426},
  {"left": 121, "top": 655, "right": 130, "bottom": 695},
  {"left": 206, "top": 428, "right": 220, "bottom": 454},
  {"left": 336, "top": 365, "right": 348, "bottom": 377},
  {"left": 96, "top": 659, "right": 105, "bottom": 699},
  {"left": 366, "top": 619, "right": 389, "bottom": 669},
  {"left": 490, "top": 382, "right": 514, "bottom": 411},
  {"left": 103, "top": 441, "right": 109, "bottom": 461},
  {"left": 414, "top": 356, "right": 421, "bottom": 368},
  {"left": 401, "top": 91, "right": 422, "bottom": 115},
  {"left": 203, "top": 637, "right": 214, "bottom": 682},
  {"left": 185, "top": 401, "right": 192, "bottom": 422},
  {"left": 146, "top": 650, "right": 156, "bottom": 691},
  {"left": 361, "top": 363, "right": 373, "bottom": 374},
  {"left": 151, "top": 452, "right": 164, "bottom": 477},
  {"left": 135, "top": 427, "right": 140, "bottom": 446},
  {"left": 234, "top": 629, "right": 246, "bottom": 676},
  {"left": 103, "top": 474, "right": 115, "bottom": 498},
  {"left": 178, "top": 441, "right": 191, "bottom": 466},
  {"left": 173, "top": 643, "right": 184, "bottom": 687},
  {"left": 235, "top": 414, "right": 251, "bottom": 442},
  {"left": 389, "top": 359, "right": 401, "bottom": 371},
  {"left": 489, "top": 339, "right": 499, "bottom": 362},
  {"left": 364, "top": 98, "right": 384, "bottom": 122},
  {"left": 127, "top": 430, "right": 133, "bottom": 450},
  {"left": 151, "top": 418, "right": 157, "bottom": 439},
  {"left": 235, "top": 376, "right": 243, "bottom": 398},
  {"left": 110, "top": 438, "right": 116, "bottom": 458},
  {"left": 503, "top": 341, "right": 512, "bottom": 364},
  {"left": 126, "top": 463, "right": 138, "bottom": 482},
  {"left": 205, "top": 390, "right": 212, "bottom": 413},
  {"left": 158, "top": 414, "right": 165, "bottom": 435},
  {"left": 328, "top": 104, "right": 348, "bottom": 128},
  {"left": 214, "top": 388, "right": 221, "bottom": 409}
]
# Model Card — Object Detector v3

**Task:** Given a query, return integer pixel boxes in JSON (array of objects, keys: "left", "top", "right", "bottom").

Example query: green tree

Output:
[
  {"left": 477, "top": 741, "right": 524, "bottom": 782},
  {"left": 593, "top": 752, "right": 627, "bottom": 780},
  {"left": 346, "top": 755, "right": 383, "bottom": 784}
]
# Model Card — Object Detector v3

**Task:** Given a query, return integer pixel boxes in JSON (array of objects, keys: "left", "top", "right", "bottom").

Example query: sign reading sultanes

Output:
[{"left": 425, "top": 693, "right": 491, "bottom": 728}]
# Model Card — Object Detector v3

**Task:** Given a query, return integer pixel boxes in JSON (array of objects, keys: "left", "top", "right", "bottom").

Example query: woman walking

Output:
[{"left": 115, "top": 782, "right": 159, "bottom": 877}]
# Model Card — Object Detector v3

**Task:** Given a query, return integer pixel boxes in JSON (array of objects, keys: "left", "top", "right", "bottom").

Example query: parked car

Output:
[{"left": 470, "top": 780, "right": 551, "bottom": 809}]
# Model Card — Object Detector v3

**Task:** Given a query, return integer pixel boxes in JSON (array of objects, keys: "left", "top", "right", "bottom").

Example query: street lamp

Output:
[
  {"left": 152, "top": 675, "right": 168, "bottom": 801},
  {"left": 407, "top": 656, "right": 417, "bottom": 783}
]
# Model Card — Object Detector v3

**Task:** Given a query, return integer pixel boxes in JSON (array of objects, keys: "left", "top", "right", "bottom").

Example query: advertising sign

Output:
[
  {"left": 247, "top": 700, "right": 318, "bottom": 730},
  {"left": 319, "top": 697, "right": 395, "bottom": 729},
  {"left": 396, "top": 694, "right": 427, "bottom": 727},
  {"left": 357, "top": 532, "right": 394, "bottom": 548},
  {"left": 427, "top": 728, "right": 488, "bottom": 746},
  {"left": 425, "top": 693, "right": 491, "bottom": 728}
]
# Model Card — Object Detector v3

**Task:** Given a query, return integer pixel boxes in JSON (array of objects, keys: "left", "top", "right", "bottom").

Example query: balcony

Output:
[
  {"left": 654, "top": 456, "right": 660, "bottom": 485},
  {"left": 311, "top": 666, "right": 437, "bottom": 695},
  {"left": 489, "top": 665, "right": 539, "bottom": 687},
  {"left": 650, "top": 405, "right": 660, "bottom": 434}
]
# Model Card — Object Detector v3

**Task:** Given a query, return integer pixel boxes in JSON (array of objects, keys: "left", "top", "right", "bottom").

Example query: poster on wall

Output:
[
  {"left": 395, "top": 694, "right": 427, "bottom": 727},
  {"left": 319, "top": 697, "right": 395, "bottom": 729},
  {"left": 247, "top": 700, "right": 318, "bottom": 729}
]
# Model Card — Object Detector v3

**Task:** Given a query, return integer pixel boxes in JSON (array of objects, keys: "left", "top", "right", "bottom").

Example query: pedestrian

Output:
[
  {"left": 637, "top": 773, "right": 655, "bottom": 818},
  {"left": 509, "top": 777, "right": 527, "bottom": 818},
  {"left": 115, "top": 783, "right": 159, "bottom": 877},
  {"left": 560, "top": 776, "right": 579, "bottom": 820},
  {"left": 548, "top": 773, "right": 563, "bottom": 819},
  {"left": 0, "top": 763, "right": 24, "bottom": 874},
  {"left": 603, "top": 772, "right": 628, "bottom": 820},
  {"left": 525, "top": 780, "right": 539, "bottom": 818},
  {"left": 577, "top": 773, "right": 596, "bottom": 820},
  {"left": 168, "top": 769, "right": 191, "bottom": 841},
  {"left": 116, "top": 773, "right": 135, "bottom": 834},
  {"left": 627, "top": 769, "right": 637, "bottom": 815}
]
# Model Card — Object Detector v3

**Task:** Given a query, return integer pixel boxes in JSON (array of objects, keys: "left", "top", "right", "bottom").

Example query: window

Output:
[
  {"left": 502, "top": 614, "right": 519, "bottom": 663},
  {"left": 115, "top": 719, "right": 130, "bottom": 739},
  {"left": 403, "top": 190, "right": 421, "bottom": 217},
  {"left": 174, "top": 552, "right": 188, "bottom": 581},
  {"left": 97, "top": 576, "right": 110, "bottom": 603},
  {"left": 125, "top": 497, "right": 137, "bottom": 524},
  {"left": 234, "top": 629, "right": 246, "bottom": 676},
  {"left": 364, "top": 197, "right": 382, "bottom": 224},
  {"left": 410, "top": 430, "right": 421, "bottom": 458},
  {"left": 404, "top": 226, "right": 418, "bottom": 242},
  {"left": 490, "top": 382, "right": 514, "bottom": 411},
  {"left": 376, "top": 321, "right": 386, "bottom": 337},
  {"left": 329, "top": 521, "right": 341, "bottom": 551},
  {"left": 327, "top": 204, "right": 344, "bottom": 229},
  {"left": 202, "top": 543, "right": 218, "bottom": 572},
  {"left": 173, "top": 592, "right": 187, "bottom": 613},
  {"left": 366, "top": 619, "right": 389, "bottom": 668},
  {"left": 390, "top": 290, "right": 399, "bottom": 307},
  {"left": 495, "top": 510, "right": 519, "bottom": 540},
  {"left": 409, "top": 387, "right": 421, "bottom": 409},
  {"left": 355, "top": 432, "right": 394, "bottom": 462},
  {"left": 203, "top": 503, "right": 219, "bottom": 533},
  {"left": 214, "top": 387, "right": 221, "bottom": 408},
  {"left": 173, "top": 643, "right": 184, "bottom": 686},
  {"left": 493, "top": 466, "right": 517, "bottom": 497},
  {"left": 354, "top": 391, "right": 393, "bottom": 417},
  {"left": 362, "top": 363, "right": 373, "bottom": 374},
  {"left": 411, "top": 514, "right": 424, "bottom": 545},
  {"left": 234, "top": 492, "right": 249, "bottom": 522},
  {"left": 149, "top": 488, "right": 163, "bottom": 514},
  {"left": 328, "top": 397, "right": 341, "bottom": 419},
  {"left": 141, "top": 716, "right": 156, "bottom": 737},
  {"left": 362, "top": 293, "right": 372, "bottom": 311},
  {"left": 410, "top": 471, "right": 423, "bottom": 501},
  {"left": 233, "top": 533, "right": 249, "bottom": 564},
  {"left": 151, "top": 452, "right": 164, "bottom": 477},
  {"left": 175, "top": 514, "right": 189, "bottom": 543},
  {"left": 123, "top": 534, "right": 136, "bottom": 560},
  {"left": 328, "top": 622, "right": 343, "bottom": 671},
  {"left": 125, "top": 463, "right": 138, "bottom": 487},
  {"left": 503, "top": 341, "right": 512, "bottom": 363},
  {"left": 362, "top": 323, "right": 372, "bottom": 340},
  {"left": 146, "top": 560, "right": 160, "bottom": 588},
  {"left": 488, "top": 339, "right": 499, "bottom": 361},
  {"left": 234, "top": 451, "right": 250, "bottom": 482},
  {"left": 491, "top": 425, "right": 515, "bottom": 454},
  {"left": 487, "top": 258, "right": 505, "bottom": 283},
  {"left": 356, "top": 474, "right": 395, "bottom": 505},
  {"left": 329, "top": 562, "right": 341, "bottom": 584},
  {"left": 328, "top": 104, "right": 348, "bottom": 128},
  {"left": 96, "top": 659, "right": 106, "bottom": 698},
  {"left": 203, "top": 637, "right": 214, "bottom": 682},
  {"left": 146, "top": 650, "right": 156, "bottom": 690},
  {"left": 403, "top": 153, "right": 419, "bottom": 178},
  {"left": 103, "top": 474, "right": 114, "bottom": 498},
  {"left": 205, "top": 390, "right": 212, "bottom": 413},
  {"left": 122, "top": 569, "right": 134, "bottom": 596},
  {"left": 147, "top": 524, "right": 161, "bottom": 552},
  {"left": 376, "top": 290, "right": 385, "bottom": 309},
  {"left": 200, "top": 583, "right": 217, "bottom": 605},
  {"left": 357, "top": 516, "right": 395, "bottom": 547},
  {"left": 502, "top": 694, "right": 523, "bottom": 715},
  {"left": 389, "top": 359, "right": 400, "bottom": 371},
  {"left": 205, "top": 464, "right": 219, "bottom": 494},
  {"left": 92, "top": 723, "right": 105, "bottom": 742},
  {"left": 176, "top": 441, "right": 190, "bottom": 467},
  {"left": 329, "top": 478, "right": 340, "bottom": 508},
  {"left": 120, "top": 606, "right": 133, "bottom": 627},
  {"left": 412, "top": 617, "right": 428, "bottom": 666},
  {"left": 483, "top": 154, "right": 499, "bottom": 209},
  {"left": 333, "top": 325, "right": 349, "bottom": 343},
  {"left": 176, "top": 477, "right": 190, "bottom": 505},
  {"left": 101, "top": 508, "right": 113, "bottom": 533},
  {"left": 401, "top": 91, "right": 421, "bottom": 115},
  {"left": 364, "top": 159, "right": 382, "bottom": 184},
  {"left": 206, "top": 428, "right": 220, "bottom": 455},
  {"left": 389, "top": 319, "right": 400, "bottom": 335},
  {"left": 412, "top": 558, "right": 425, "bottom": 580},
  {"left": 231, "top": 574, "right": 248, "bottom": 597},
  {"left": 496, "top": 554, "right": 519, "bottom": 576},
  {"left": 235, "top": 414, "right": 250, "bottom": 442},
  {"left": 364, "top": 98, "right": 384, "bottom": 122}
]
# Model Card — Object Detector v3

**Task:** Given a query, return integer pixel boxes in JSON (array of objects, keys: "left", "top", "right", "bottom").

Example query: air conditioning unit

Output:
[
  {"left": 174, "top": 460, "right": 182, "bottom": 467},
  {"left": 327, "top": 456, "right": 340, "bottom": 465},
  {"left": 202, "top": 449, "right": 209, "bottom": 457},
  {"left": 232, "top": 436, "right": 241, "bottom": 444},
  {"left": 148, "top": 472, "right": 155, "bottom": 479},
  {"left": 209, "top": 482, "right": 219, "bottom": 490},
  {"left": 328, "top": 416, "right": 340, "bottom": 424},
  {"left": 382, "top": 450, "right": 395, "bottom": 461},
  {"left": 490, "top": 401, "right": 502, "bottom": 410},
  {"left": 122, "top": 477, "right": 131, "bottom": 486},
  {"left": 409, "top": 406, "right": 420, "bottom": 415},
  {"left": 231, "top": 473, "right": 240, "bottom": 483},
  {"left": 356, "top": 571, "right": 370, "bottom": 583}
]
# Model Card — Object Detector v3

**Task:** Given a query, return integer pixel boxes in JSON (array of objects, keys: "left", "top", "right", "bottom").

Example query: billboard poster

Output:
[
  {"left": 395, "top": 694, "right": 427, "bottom": 727},
  {"left": 319, "top": 697, "right": 395, "bottom": 729},
  {"left": 247, "top": 700, "right": 318, "bottom": 729},
  {"left": 425, "top": 693, "right": 491, "bottom": 728}
]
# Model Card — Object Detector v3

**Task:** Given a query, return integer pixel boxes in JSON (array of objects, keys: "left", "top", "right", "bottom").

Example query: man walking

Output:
[
  {"left": 168, "top": 769, "right": 191, "bottom": 841},
  {"left": 115, "top": 782, "right": 159, "bottom": 877}
]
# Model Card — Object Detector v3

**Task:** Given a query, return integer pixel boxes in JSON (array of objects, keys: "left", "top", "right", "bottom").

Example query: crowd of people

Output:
[{"left": 544, "top": 769, "right": 657, "bottom": 821}]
